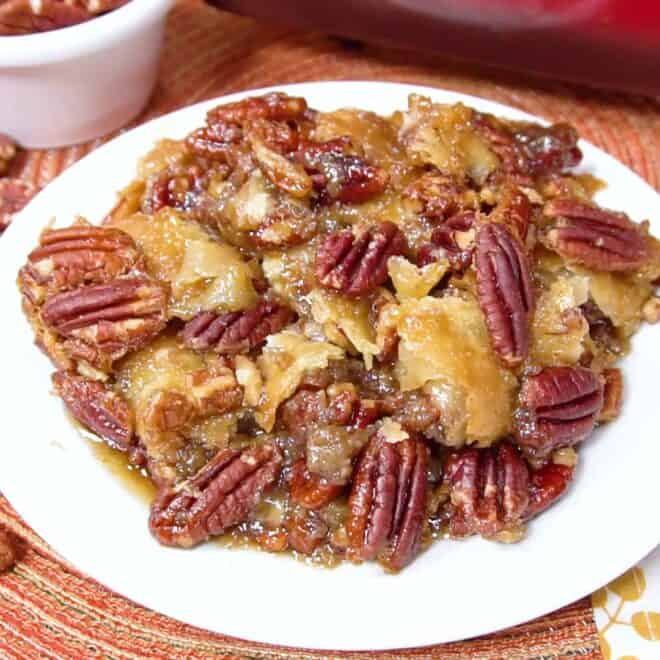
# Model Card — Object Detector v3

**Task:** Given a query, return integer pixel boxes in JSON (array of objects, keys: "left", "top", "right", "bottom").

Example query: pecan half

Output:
[
  {"left": 0, "top": 0, "right": 92, "bottom": 35},
  {"left": 475, "top": 222, "right": 534, "bottom": 367},
  {"left": 253, "top": 205, "right": 318, "bottom": 248},
  {"left": 347, "top": 434, "right": 428, "bottom": 570},
  {"left": 544, "top": 198, "right": 648, "bottom": 271},
  {"left": 598, "top": 368, "right": 623, "bottom": 422},
  {"left": 525, "top": 462, "right": 574, "bottom": 519},
  {"left": 142, "top": 390, "right": 195, "bottom": 434},
  {"left": 52, "top": 371, "right": 133, "bottom": 450},
  {"left": 0, "top": 528, "right": 16, "bottom": 574},
  {"left": 445, "top": 442, "right": 530, "bottom": 538},
  {"left": 286, "top": 512, "right": 328, "bottom": 555},
  {"left": 306, "top": 152, "right": 388, "bottom": 204},
  {"left": 206, "top": 93, "right": 308, "bottom": 126},
  {"left": 404, "top": 173, "right": 469, "bottom": 224},
  {"left": 143, "top": 166, "right": 208, "bottom": 214},
  {"left": 149, "top": 443, "right": 283, "bottom": 548},
  {"left": 279, "top": 387, "right": 367, "bottom": 446},
  {"left": 20, "top": 225, "right": 142, "bottom": 301},
  {"left": 316, "top": 222, "right": 406, "bottom": 296},
  {"left": 186, "top": 366, "right": 244, "bottom": 417},
  {"left": 417, "top": 211, "right": 475, "bottom": 272},
  {"left": 381, "top": 390, "right": 443, "bottom": 438},
  {"left": 188, "top": 94, "right": 308, "bottom": 164},
  {"left": 0, "top": 178, "right": 37, "bottom": 231},
  {"left": 491, "top": 186, "right": 532, "bottom": 242},
  {"left": 41, "top": 276, "right": 168, "bottom": 370},
  {"left": 515, "top": 366, "right": 604, "bottom": 454},
  {"left": 181, "top": 298, "right": 296, "bottom": 353},
  {"left": 294, "top": 137, "right": 353, "bottom": 164},
  {"left": 185, "top": 124, "right": 243, "bottom": 163},
  {"left": 290, "top": 458, "right": 344, "bottom": 510},
  {"left": 251, "top": 118, "right": 301, "bottom": 153},
  {"left": 475, "top": 114, "right": 581, "bottom": 179},
  {"left": 248, "top": 133, "right": 312, "bottom": 198}
]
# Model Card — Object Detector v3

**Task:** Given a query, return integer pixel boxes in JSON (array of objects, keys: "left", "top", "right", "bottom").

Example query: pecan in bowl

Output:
[
  {"left": 17, "top": 90, "right": 659, "bottom": 572},
  {"left": 0, "top": 0, "right": 130, "bottom": 36}
]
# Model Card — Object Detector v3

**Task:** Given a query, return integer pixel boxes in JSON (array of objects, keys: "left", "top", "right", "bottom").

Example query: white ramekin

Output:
[{"left": 0, "top": 0, "right": 174, "bottom": 148}]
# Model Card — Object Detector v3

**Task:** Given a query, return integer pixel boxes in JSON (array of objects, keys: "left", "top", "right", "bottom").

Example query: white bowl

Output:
[{"left": 0, "top": 0, "right": 174, "bottom": 148}]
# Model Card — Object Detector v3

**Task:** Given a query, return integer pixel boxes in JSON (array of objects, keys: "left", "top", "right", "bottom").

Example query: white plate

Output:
[{"left": 0, "top": 82, "right": 658, "bottom": 651}]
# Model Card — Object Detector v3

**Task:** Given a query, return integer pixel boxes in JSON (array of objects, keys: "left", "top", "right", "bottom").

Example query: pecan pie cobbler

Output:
[{"left": 17, "top": 92, "right": 660, "bottom": 571}]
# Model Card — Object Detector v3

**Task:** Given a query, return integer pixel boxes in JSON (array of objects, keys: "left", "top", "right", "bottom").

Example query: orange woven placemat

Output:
[{"left": 3, "top": 1, "right": 658, "bottom": 657}]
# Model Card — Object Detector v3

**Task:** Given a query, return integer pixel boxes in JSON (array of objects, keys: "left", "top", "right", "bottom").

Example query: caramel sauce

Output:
[{"left": 86, "top": 436, "right": 156, "bottom": 505}]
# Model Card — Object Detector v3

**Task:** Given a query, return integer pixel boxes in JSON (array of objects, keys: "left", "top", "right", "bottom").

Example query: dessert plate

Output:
[{"left": 0, "top": 82, "right": 658, "bottom": 651}]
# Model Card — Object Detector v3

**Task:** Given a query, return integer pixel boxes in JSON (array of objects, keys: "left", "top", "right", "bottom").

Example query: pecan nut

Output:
[
  {"left": 525, "top": 462, "right": 574, "bottom": 519},
  {"left": 188, "top": 93, "right": 308, "bottom": 163},
  {"left": 475, "top": 222, "right": 534, "bottom": 367},
  {"left": 290, "top": 458, "right": 344, "bottom": 510},
  {"left": 52, "top": 370, "right": 133, "bottom": 451},
  {"left": 316, "top": 222, "right": 406, "bottom": 296},
  {"left": 445, "top": 442, "right": 530, "bottom": 538},
  {"left": 515, "top": 366, "right": 604, "bottom": 454},
  {"left": 253, "top": 205, "right": 318, "bottom": 248},
  {"left": 0, "top": 178, "right": 37, "bottom": 231},
  {"left": 181, "top": 298, "right": 296, "bottom": 353},
  {"left": 20, "top": 225, "right": 143, "bottom": 302},
  {"left": 303, "top": 150, "right": 388, "bottom": 204},
  {"left": 143, "top": 166, "right": 207, "bottom": 214},
  {"left": 186, "top": 366, "right": 244, "bottom": 417},
  {"left": 279, "top": 387, "right": 363, "bottom": 446},
  {"left": 0, "top": 528, "right": 16, "bottom": 574},
  {"left": 251, "top": 118, "right": 301, "bottom": 154},
  {"left": 0, "top": 0, "right": 92, "bottom": 35},
  {"left": 142, "top": 390, "right": 195, "bottom": 434},
  {"left": 0, "top": 133, "right": 16, "bottom": 175},
  {"left": 544, "top": 198, "right": 648, "bottom": 271},
  {"left": 248, "top": 132, "right": 312, "bottom": 199},
  {"left": 417, "top": 211, "right": 475, "bottom": 272},
  {"left": 491, "top": 186, "right": 532, "bottom": 242},
  {"left": 149, "top": 443, "right": 283, "bottom": 548},
  {"left": 346, "top": 434, "right": 428, "bottom": 570},
  {"left": 475, "top": 114, "right": 581, "bottom": 179},
  {"left": 206, "top": 92, "right": 308, "bottom": 125},
  {"left": 294, "top": 137, "right": 352, "bottom": 164},
  {"left": 185, "top": 124, "right": 243, "bottom": 163},
  {"left": 41, "top": 275, "right": 168, "bottom": 370},
  {"left": 598, "top": 368, "right": 624, "bottom": 423},
  {"left": 286, "top": 512, "right": 328, "bottom": 555},
  {"left": 404, "top": 173, "right": 470, "bottom": 224}
]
